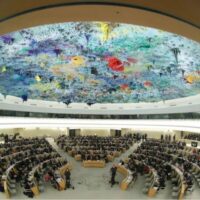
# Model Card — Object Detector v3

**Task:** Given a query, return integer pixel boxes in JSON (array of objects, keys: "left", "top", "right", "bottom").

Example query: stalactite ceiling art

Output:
[{"left": 0, "top": 22, "right": 200, "bottom": 103}]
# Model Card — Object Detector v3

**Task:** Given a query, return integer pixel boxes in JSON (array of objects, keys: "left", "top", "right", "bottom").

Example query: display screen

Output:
[{"left": 191, "top": 141, "right": 198, "bottom": 147}]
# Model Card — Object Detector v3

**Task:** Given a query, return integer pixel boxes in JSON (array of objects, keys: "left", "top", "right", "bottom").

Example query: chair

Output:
[
  {"left": 194, "top": 172, "right": 200, "bottom": 179},
  {"left": 0, "top": 93, "right": 4, "bottom": 100},
  {"left": 172, "top": 174, "right": 178, "bottom": 182},
  {"left": 173, "top": 185, "right": 180, "bottom": 192},
  {"left": 186, "top": 185, "right": 194, "bottom": 193},
  {"left": 142, "top": 186, "right": 149, "bottom": 194},
  {"left": 145, "top": 172, "right": 152, "bottom": 178},
  {"left": 7, "top": 182, "right": 16, "bottom": 189},
  {"left": 9, "top": 188, "right": 17, "bottom": 195},
  {"left": 145, "top": 178, "right": 153, "bottom": 187},
  {"left": 38, "top": 185, "right": 45, "bottom": 192},
  {"left": 172, "top": 191, "right": 179, "bottom": 198},
  {"left": 7, "top": 176, "right": 16, "bottom": 184}
]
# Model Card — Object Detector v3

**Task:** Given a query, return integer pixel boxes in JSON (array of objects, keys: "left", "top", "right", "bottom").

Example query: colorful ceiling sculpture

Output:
[{"left": 0, "top": 22, "right": 200, "bottom": 104}]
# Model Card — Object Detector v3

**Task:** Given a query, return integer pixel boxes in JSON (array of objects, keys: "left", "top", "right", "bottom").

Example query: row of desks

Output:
[
  {"left": 2, "top": 153, "right": 65, "bottom": 198},
  {"left": 30, "top": 163, "right": 71, "bottom": 195},
  {"left": 116, "top": 164, "right": 133, "bottom": 190},
  {"left": 135, "top": 149, "right": 190, "bottom": 199}
]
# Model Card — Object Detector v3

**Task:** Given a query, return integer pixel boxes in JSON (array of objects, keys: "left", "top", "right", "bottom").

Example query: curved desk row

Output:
[
  {"left": 2, "top": 164, "right": 16, "bottom": 198},
  {"left": 171, "top": 165, "right": 187, "bottom": 200},
  {"left": 148, "top": 146, "right": 200, "bottom": 179},
  {"left": 146, "top": 168, "right": 159, "bottom": 197},
  {"left": 2, "top": 152, "right": 59, "bottom": 198},
  {"left": 0, "top": 143, "right": 32, "bottom": 156},
  {"left": 1, "top": 144, "right": 51, "bottom": 169},
  {"left": 116, "top": 157, "right": 158, "bottom": 194},
  {"left": 82, "top": 160, "right": 105, "bottom": 168},
  {"left": 1, "top": 150, "right": 31, "bottom": 166},
  {"left": 130, "top": 153, "right": 161, "bottom": 197},
  {"left": 29, "top": 161, "right": 70, "bottom": 195},
  {"left": 0, "top": 138, "right": 46, "bottom": 152},
  {"left": 116, "top": 164, "right": 133, "bottom": 190},
  {"left": 136, "top": 149, "right": 187, "bottom": 200}
]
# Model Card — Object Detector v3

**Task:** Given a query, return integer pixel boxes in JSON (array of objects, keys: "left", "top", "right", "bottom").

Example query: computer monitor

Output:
[{"left": 191, "top": 141, "right": 198, "bottom": 147}]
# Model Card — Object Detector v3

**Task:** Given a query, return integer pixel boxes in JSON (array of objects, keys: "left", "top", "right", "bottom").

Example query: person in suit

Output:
[
  {"left": 64, "top": 169, "right": 74, "bottom": 190},
  {"left": 110, "top": 164, "right": 118, "bottom": 187},
  {"left": 0, "top": 182, "right": 4, "bottom": 192},
  {"left": 23, "top": 182, "right": 34, "bottom": 198}
]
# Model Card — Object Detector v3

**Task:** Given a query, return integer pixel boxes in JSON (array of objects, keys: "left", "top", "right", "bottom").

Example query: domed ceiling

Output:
[{"left": 0, "top": 22, "right": 200, "bottom": 104}]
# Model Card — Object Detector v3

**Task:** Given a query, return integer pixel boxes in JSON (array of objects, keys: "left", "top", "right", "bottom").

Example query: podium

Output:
[{"left": 75, "top": 154, "right": 82, "bottom": 161}]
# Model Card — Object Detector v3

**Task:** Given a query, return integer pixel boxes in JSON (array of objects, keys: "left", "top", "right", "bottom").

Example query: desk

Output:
[
  {"left": 132, "top": 153, "right": 159, "bottom": 197},
  {"left": 30, "top": 162, "right": 70, "bottom": 194},
  {"left": 67, "top": 150, "right": 73, "bottom": 156},
  {"left": 57, "top": 163, "right": 72, "bottom": 190},
  {"left": 57, "top": 179, "right": 65, "bottom": 191},
  {"left": 147, "top": 168, "right": 159, "bottom": 197},
  {"left": 122, "top": 148, "right": 126, "bottom": 153},
  {"left": 31, "top": 186, "right": 40, "bottom": 196},
  {"left": 117, "top": 165, "right": 133, "bottom": 190},
  {"left": 3, "top": 180, "right": 10, "bottom": 198},
  {"left": 3, "top": 164, "right": 15, "bottom": 199},
  {"left": 83, "top": 160, "right": 105, "bottom": 168},
  {"left": 107, "top": 155, "right": 114, "bottom": 162},
  {"left": 171, "top": 165, "right": 186, "bottom": 200},
  {"left": 75, "top": 154, "right": 82, "bottom": 161},
  {"left": 114, "top": 151, "right": 121, "bottom": 157},
  {"left": 59, "top": 163, "right": 72, "bottom": 175}
]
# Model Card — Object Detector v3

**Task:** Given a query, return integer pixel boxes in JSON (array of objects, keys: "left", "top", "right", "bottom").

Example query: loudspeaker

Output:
[
  {"left": 69, "top": 129, "right": 76, "bottom": 137},
  {"left": 115, "top": 130, "right": 121, "bottom": 137}
]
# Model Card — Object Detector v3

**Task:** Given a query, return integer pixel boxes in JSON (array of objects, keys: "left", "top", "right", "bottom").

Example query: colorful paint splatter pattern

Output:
[{"left": 0, "top": 22, "right": 200, "bottom": 103}]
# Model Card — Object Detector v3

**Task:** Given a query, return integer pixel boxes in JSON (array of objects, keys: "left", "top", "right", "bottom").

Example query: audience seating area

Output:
[
  {"left": 0, "top": 136, "right": 70, "bottom": 198},
  {"left": 1, "top": 132, "right": 200, "bottom": 199},
  {"left": 56, "top": 135, "right": 134, "bottom": 166},
  {"left": 116, "top": 138, "right": 200, "bottom": 199}
]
